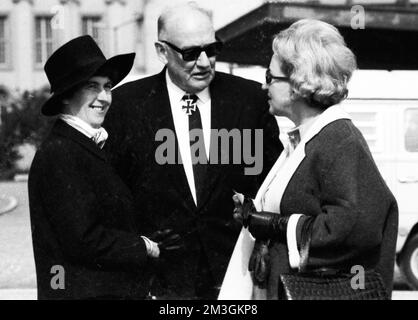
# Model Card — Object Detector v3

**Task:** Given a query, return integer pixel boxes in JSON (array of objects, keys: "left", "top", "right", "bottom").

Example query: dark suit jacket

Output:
[
  {"left": 267, "top": 119, "right": 398, "bottom": 299},
  {"left": 103, "top": 70, "right": 282, "bottom": 297},
  {"left": 28, "top": 120, "right": 149, "bottom": 300}
]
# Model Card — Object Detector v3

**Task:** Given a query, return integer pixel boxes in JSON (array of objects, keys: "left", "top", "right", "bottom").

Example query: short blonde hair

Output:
[{"left": 272, "top": 19, "right": 357, "bottom": 108}]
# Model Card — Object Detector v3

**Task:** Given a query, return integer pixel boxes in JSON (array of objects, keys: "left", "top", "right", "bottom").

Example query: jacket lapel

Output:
[
  {"left": 209, "top": 73, "right": 241, "bottom": 133},
  {"left": 52, "top": 119, "right": 107, "bottom": 161},
  {"left": 196, "top": 73, "right": 242, "bottom": 211}
]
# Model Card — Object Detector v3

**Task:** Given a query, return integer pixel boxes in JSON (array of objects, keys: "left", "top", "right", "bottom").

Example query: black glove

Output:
[
  {"left": 232, "top": 194, "right": 255, "bottom": 228},
  {"left": 248, "top": 211, "right": 289, "bottom": 242},
  {"left": 147, "top": 229, "right": 184, "bottom": 295},
  {"left": 248, "top": 240, "right": 270, "bottom": 288},
  {"left": 242, "top": 196, "right": 256, "bottom": 228},
  {"left": 149, "top": 228, "right": 184, "bottom": 252}
]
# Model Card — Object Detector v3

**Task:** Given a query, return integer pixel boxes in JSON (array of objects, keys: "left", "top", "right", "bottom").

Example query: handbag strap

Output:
[{"left": 298, "top": 216, "right": 315, "bottom": 273}]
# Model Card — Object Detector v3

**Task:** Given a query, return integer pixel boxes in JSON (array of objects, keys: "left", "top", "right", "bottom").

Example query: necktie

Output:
[
  {"left": 92, "top": 127, "right": 108, "bottom": 149},
  {"left": 182, "top": 94, "right": 207, "bottom": 206}
]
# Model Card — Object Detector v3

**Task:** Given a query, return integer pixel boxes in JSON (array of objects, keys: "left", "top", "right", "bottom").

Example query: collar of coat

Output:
[
  {"left": 52, "top": 119, "right": 107, "bottom": 161},
  {"left": 254, "top": 104, "right": 352, "bottom": 211},
  {"left": 298, "top": 104, "right": 352, "bottom": 147}
]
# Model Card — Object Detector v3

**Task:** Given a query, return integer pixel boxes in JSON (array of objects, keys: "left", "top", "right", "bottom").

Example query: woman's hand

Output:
[
  {"left": 232, "top": 193, "right": 254, "bottom": 227},
  {"left": 149, "top": 228, "right": 184, "bottom": 254},
  {"left": 232, "top": 193, "right": 244, "bottom": 225}
]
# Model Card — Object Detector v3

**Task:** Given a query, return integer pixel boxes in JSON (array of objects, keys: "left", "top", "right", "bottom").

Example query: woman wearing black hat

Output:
[{"left": 28, "top": 35, "right": 160, "bottom": 300}]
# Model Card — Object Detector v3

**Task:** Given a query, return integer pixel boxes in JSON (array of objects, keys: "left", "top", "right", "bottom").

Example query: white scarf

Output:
[{"left": 59, "top": 114, "right": 108, "bottom": 148}]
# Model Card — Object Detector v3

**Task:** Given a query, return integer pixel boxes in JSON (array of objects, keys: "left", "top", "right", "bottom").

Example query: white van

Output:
[
  {"left": 225, "top": 65, "right": 418, "bottom": 289},
  {"left": 341, "top": 70, "right": 418, "bottom": 289}
]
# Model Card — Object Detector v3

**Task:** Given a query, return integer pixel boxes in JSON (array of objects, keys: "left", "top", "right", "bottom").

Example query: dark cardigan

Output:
[{"left": 267, "top": 119, "right": 398, "bottom": 299}]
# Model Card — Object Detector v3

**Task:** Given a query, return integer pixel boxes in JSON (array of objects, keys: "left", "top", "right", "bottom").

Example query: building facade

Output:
[
  {"left": 0, "top": 0, "right": 268, "bottom": 92},
  {"left": 2, "top": 0, "right": 412, "bottom": 92},
  {"left": 0, "top": 0, "right": 146, "bottom": 92}
]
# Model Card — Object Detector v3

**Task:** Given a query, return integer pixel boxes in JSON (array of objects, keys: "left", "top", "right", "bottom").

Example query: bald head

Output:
[
  {"left": 155, "top": 2, "right": 217, "bottom": 93},
  {"left": 158, "top": 2, "right": 215, "bottom": 44}
]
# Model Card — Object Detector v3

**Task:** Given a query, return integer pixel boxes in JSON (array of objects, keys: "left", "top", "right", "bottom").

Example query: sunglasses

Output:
[
  {"left": 160, "top": 40, "right": 223, "bottom": 61},
  {"left": 265, "top": 69, "right": 289, "bottom": 84}
]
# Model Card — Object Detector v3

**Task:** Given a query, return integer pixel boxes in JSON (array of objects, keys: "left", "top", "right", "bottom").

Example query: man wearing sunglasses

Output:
[{"left": 104, "top": 2, "right": 282, "bottom": 299}]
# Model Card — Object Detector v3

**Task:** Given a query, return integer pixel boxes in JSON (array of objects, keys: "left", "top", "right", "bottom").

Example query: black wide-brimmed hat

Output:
[{"left": 42, "top": 35, "right": 135, "bottom": 116}]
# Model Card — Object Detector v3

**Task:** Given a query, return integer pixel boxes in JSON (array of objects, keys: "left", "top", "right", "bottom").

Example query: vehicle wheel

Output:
[{"left": 399, "top": 234, "right": 418, "bottom": 290}]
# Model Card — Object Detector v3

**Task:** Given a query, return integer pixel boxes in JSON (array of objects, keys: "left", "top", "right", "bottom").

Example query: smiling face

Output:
[
  {"left": 156, "top": 9, "right": 216, "bottom": 93},
  {"left": 62, "top": 76, "right": 112, "bottom": 128},
  {"left": 262, "top": 55, "right": 294, "bottom": 118}
]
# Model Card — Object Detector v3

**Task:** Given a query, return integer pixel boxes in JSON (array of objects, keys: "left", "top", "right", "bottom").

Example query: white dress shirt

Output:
[{"left": 166, "top": 71, "right": 211, "bottom": 205}]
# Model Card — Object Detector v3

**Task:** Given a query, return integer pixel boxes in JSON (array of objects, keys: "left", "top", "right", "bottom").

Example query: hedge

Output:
[{"left": 0, "top": 85, "right": 55, "bottom": 180}]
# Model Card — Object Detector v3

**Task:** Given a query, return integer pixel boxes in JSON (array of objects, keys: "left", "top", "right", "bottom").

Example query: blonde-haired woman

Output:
[{"left": 220, "top": 19, "right": 398, "bottom": 300}]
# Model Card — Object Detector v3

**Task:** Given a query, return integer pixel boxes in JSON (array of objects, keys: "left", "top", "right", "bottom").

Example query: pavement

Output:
[
  {"left": 0, "top": 180, "right": 417, "bottom": 300},
  {"left": 0, "top": 181, "right": 36, "bottom": 293}
]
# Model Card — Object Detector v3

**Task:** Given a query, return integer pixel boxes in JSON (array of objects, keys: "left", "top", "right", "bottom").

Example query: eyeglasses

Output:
[
  {"left": 265, "top": 69, "right": 289, "bottom": 84},
  {"left": 160, "top": 40, "right": 223, "bottom": 61}
]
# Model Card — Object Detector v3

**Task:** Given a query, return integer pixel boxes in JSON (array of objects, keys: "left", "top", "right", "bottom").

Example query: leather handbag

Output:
[{"left": 279, "top": 217, "right": 389, "bottom": 300}]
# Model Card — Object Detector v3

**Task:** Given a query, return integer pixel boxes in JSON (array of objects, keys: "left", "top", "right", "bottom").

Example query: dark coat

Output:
[
  {"left": 267, "top": 119, "right": 398, "bottom": 299},
  {"left": 28, "top": 120, "right": 149, "bottom": 300},
  {"left": 103, "top": 70, "right": 282, "bottom": 297}
]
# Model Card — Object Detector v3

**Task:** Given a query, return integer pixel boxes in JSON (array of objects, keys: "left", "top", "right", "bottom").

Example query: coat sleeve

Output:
[
  {"left": 295, "top": 136, "right": 395, "bottom": 267},
  {"left": 37, "top": 148, "right": 148, "bottom": 271}
]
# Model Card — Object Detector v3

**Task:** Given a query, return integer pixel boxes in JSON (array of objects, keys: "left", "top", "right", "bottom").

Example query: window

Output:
[
  {"left": 349, "top": 111, "right": 382, "bottom": 152},
  {"left": 82, "top": 16, "right": 104, "bottom": 49},
  {"left": 135, "top": 15, "right": 145, "bottom": 70},
  {"left": 0, "top": 16, "right": 10, "bottom": 67},
  {"left": 404, "top": 109, "right": 418, "bottom": 152},
  {"left": 35, "top": 16, "right": 53, "bottom": 67}
]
